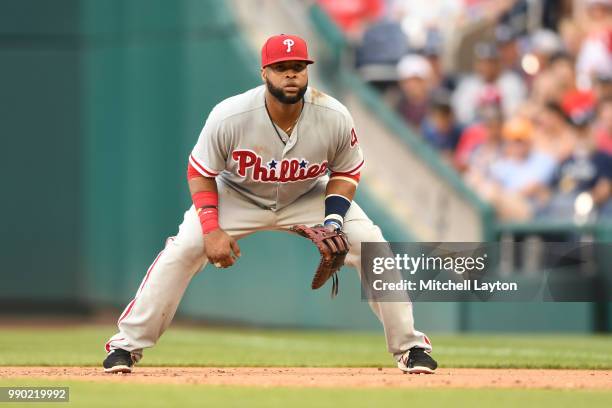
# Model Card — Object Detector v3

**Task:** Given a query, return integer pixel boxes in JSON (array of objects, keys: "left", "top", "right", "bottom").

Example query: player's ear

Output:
[{"left": 260, "top": 68, "right": 266, "bottom": 83}]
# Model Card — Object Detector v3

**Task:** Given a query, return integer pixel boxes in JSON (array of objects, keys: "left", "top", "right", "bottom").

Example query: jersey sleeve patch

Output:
[{"left": 350, "top": 128, "right": 359, "bottom": 148}]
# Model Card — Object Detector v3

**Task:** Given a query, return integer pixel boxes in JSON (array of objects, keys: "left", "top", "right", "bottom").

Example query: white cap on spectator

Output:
[
  {"left": 530, "top": 29, "right": 564, "bottom": 55},
  {"left": 397, "top": 54, "right": 432, "bottom": 80}
]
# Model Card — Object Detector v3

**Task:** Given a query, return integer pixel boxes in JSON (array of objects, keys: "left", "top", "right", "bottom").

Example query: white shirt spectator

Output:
[
  {"left": 452, "top": 71, "right": 527, "bottom": 124},
  {"left": 576, "top": 31, "right": 612, "bottom": 90}
]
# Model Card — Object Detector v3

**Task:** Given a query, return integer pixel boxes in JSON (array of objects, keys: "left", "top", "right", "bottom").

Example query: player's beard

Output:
[{"left": 266, "top": 79, "right": 307, "bottom": 104}]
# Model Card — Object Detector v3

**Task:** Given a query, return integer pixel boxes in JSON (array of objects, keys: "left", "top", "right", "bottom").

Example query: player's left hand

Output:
[{"left": 203, "top": 228, "right": 241, "bottom": 268}]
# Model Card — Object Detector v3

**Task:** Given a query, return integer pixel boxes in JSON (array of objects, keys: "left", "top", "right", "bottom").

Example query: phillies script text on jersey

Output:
[{"left": 232, "top": 149, "right": 328, "bottom": 183}]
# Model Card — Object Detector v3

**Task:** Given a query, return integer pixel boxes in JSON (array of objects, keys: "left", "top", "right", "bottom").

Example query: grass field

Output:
[
  {"left": 0, "top": 379, "right": 610, "bottom": 408},
  {"left": 1, "top": 325, "right": 611, "bottom": 369},
  {"left": 0, "top": 324, "right": 611, "bottom": 407}
]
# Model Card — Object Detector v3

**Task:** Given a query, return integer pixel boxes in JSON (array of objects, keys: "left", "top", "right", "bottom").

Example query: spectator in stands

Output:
[
  {"left": 541, "top": 0, "right": 574, "bottom": 31},
  {"left": 544, "top": 53, "right": 598, "bottom": 124},
  {"left": 575, "top": 0, "right": 612, "bottom": 90},
  {"left": 595, "top": 97, "right": 612, "bottom": 155},
  {"left": 594, "top": 71, "right": 612, "bottom": 102},
  {"left": 530, "top": 52, "right": 597, "bottom": 130},
  {"left": 457, "top": 0, "right": 517, "bottom": 24},
  {"left": 531, "top": 67, "right": 562, "bottom": 106},
  {"left": 421, "top": 89, "right": 462, "bottom": 161},
  {"left": 355, "top": 20, "right": 409, "bottom": 92},
  {"left": 526, "top": 29, "right": 565, "bottom": 76},
  {"left": 462, "top": 106, "right": 505, "bottom": 191},
  {"left": 541, "top": 110, "right": 612, "bottom": 219},
  {"left": 497, "top": 0, "right": 530, "bottom": 37},
  {"left": 549, "top": 53, "right": 581, "bottom": 101},
  {"left": 388, "top": 0, "right": 464, "bottom": 46},
  {"left": 317, "top": 0, "right": 385, "bottom": 41},
  {"left": 396, "top": 54, "right": 434, "bottom": 129},
  {"left": 454, "top": 101, "right": 505, "bottom": 172},
  {"left": 559, "top": 18, "right": 585, "bottom": 58},
  {"left": 420, "top": 31, "right": 456, "bottom": 92},
  {"left": 452, "top": 42, "right": 527, "bottom": 124},
  {"left": 495, "top": 24, "right": 523, "bottom": 76},
  {"left": 473, "top": 118, "right": 556, "bottom": 220},
  {"left": 533, "top": 101, "right": 577, "bottom": 162},
  {"left": 562, "top": 89, "right": 597, "bottom": 130}
]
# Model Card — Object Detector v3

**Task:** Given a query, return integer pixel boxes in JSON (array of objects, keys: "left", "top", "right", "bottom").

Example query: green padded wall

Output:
[{"left": 0, "top": 0, "right": 82, "bottom": 305}]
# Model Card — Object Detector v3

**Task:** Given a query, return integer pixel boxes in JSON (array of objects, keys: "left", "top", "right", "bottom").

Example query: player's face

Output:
[{"left": 262, "top": 61, "right": 309, "bottom": 104}]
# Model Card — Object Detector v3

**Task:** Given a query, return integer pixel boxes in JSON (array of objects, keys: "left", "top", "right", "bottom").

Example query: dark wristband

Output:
[{"left": 324, "top": 194, "right": 351, "bottom": 228}]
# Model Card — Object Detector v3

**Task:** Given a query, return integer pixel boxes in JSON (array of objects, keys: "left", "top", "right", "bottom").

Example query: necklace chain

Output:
[{"left": 264, "top": 98, "right": 304, "bottom": 144}]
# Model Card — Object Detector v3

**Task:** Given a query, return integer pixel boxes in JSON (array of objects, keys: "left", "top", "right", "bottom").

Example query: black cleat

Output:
[
  {"left": 103, "top": 348, "right": 134, "bottom": 374},
  {"left": 397, "top": 347, "right": 437, "bottom": 374}
]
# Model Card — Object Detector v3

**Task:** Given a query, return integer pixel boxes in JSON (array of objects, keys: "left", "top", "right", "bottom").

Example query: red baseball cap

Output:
[{"left": 261, "top": 34, "right": 314, "bottom": 68}]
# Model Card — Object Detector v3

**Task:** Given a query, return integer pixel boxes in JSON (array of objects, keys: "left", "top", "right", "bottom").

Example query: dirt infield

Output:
[{"left": 1, "top": 367, "right": 610, "bottom": 389}]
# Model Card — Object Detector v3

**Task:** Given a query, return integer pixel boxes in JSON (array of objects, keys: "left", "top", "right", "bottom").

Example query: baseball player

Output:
[{"left": 103, "top": 34, "right": 437, "bottom": 374}]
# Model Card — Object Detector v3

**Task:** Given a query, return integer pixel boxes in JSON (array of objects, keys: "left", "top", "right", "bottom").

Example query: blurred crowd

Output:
[{"left": 318, "top": 0, "right": 612, "bottom": 222}]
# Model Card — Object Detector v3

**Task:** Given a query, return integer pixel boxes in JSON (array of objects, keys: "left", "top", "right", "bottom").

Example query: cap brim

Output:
[{"left": 262, "top": 57, "right": 314, "bottom": 68}]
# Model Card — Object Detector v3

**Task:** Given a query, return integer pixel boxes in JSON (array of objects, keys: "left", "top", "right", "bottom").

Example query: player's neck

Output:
[{"left": 265, "top": 92, "right": 304, "bottom": 131}]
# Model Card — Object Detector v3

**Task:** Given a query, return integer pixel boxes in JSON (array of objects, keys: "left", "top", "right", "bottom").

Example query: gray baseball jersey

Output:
[{"left": 189, "top": 85, "right": 364, "bottom": 210}]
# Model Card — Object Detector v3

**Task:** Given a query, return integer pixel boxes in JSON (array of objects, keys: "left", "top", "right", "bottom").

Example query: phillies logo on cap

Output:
[
  {"left": 261, "top": 34, "right": 314, "bottom": 68},
  {"left": 283, "top": 38, "right": 295, "bottom": 52}
]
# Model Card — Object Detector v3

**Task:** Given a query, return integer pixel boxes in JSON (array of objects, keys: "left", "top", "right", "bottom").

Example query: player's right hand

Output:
[{"left": 203, "top": 229, "right": 241, "bottom": 268}]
